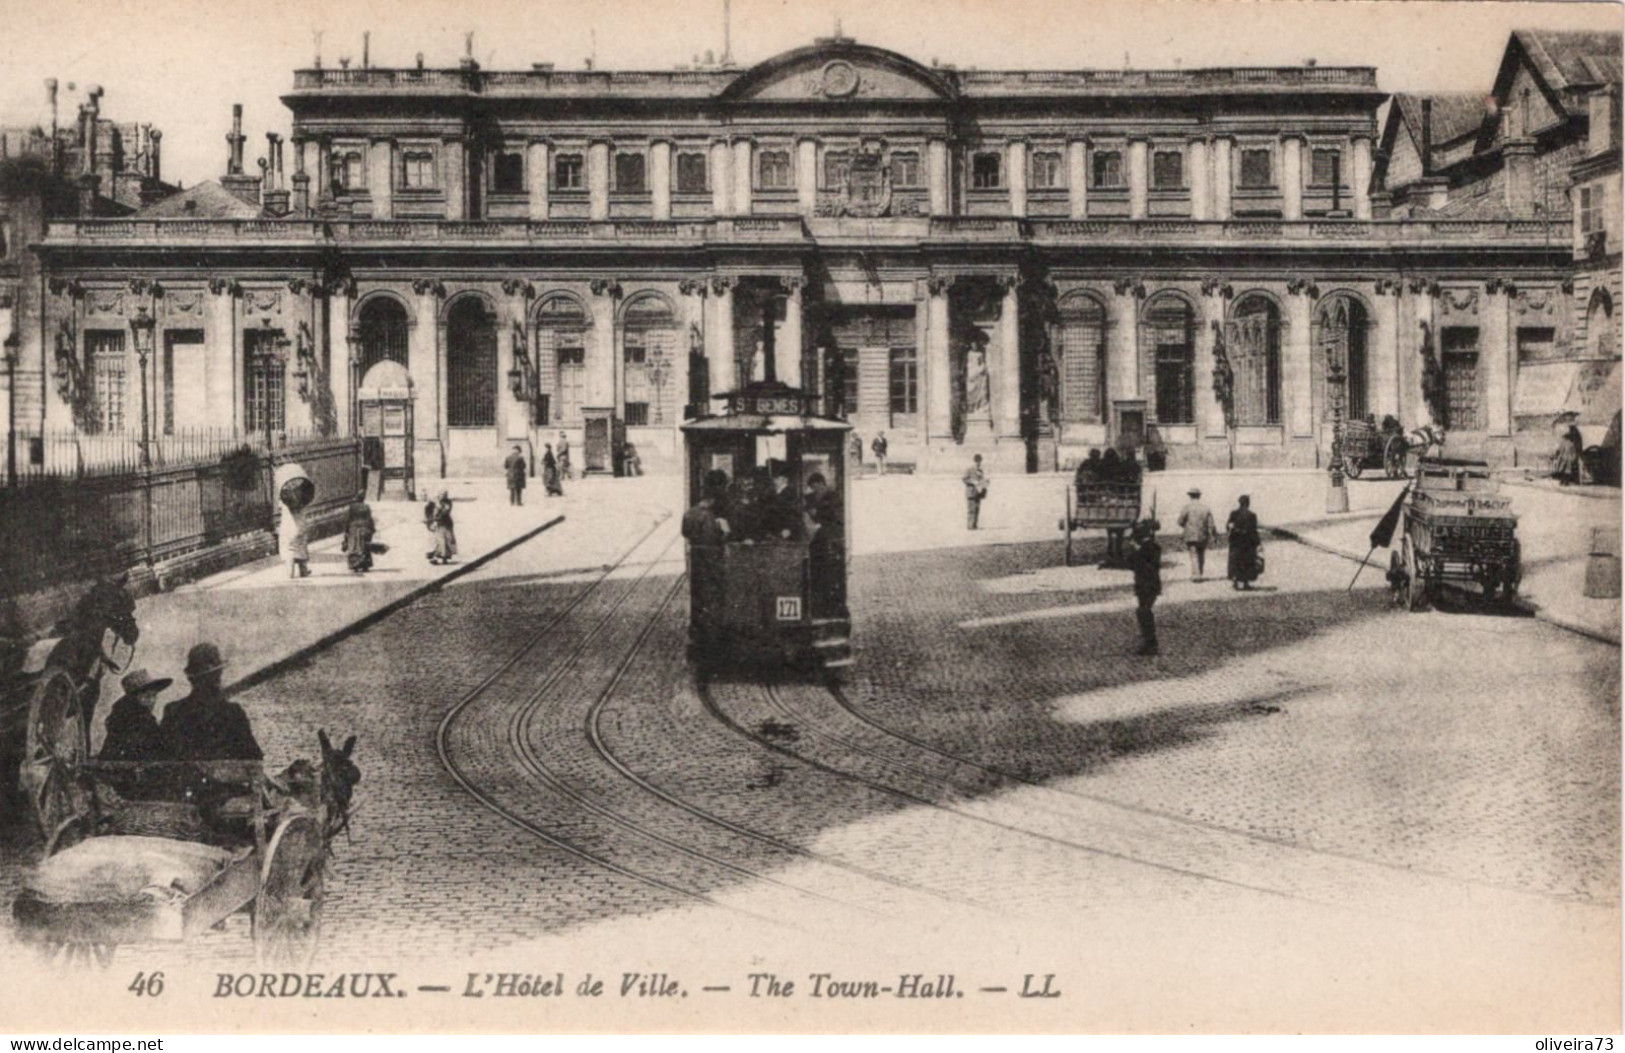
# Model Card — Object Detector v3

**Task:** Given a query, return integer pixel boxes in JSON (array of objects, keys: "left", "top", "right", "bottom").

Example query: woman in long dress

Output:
[
  {"left": 1226, "top": 494, "right": 1261, "bottom": 590},
  {"left": 426, "top": 491, "right": 458, "bottom": 565},
  {"left": 1551, "top": 424, "right": 1582, "bottom": 485},
  {"left": 542, "top": 444, "right": 564, "bottom": 496},
  {"left": 342, "top": 492, "right": 376, "bottom": 573}
]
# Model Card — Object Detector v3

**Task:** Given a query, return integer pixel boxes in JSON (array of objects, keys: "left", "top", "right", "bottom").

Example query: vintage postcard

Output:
[{"left": 0, "top": 0, "right": 1619, "bottom": 1036}]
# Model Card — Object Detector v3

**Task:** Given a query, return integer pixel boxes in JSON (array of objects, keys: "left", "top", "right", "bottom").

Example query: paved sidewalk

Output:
[
  {"left": 86, "top": 475, "right": 677, "bottom": 740},
  {"left": 1271, "top": 480, "right": 1621, "bottom": 645}
]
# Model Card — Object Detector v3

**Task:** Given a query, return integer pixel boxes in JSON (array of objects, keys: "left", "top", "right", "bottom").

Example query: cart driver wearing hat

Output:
[
  {"left": 99, "top": 668, "right": 174, "bottom": 764},
  {"left": 161, "top": 642, "right": 263, "bottom": 762}
]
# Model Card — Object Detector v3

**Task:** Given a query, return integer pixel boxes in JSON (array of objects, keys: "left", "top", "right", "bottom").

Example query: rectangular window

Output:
[
  {"left": 1580, "top": 186, "right": 1601, "bottom": 233},
  {"left": 824, "top": 150, "right": 852, "bottom": 189},
  {"left": 243, "top": 327, "right": 285, "bottom": 437},
  {"left": 1239, "top": 148, "right": 1273, "bottom": 189},
  {"left": 1152, "top": 150, "right": 1184, "bottom": 190},
  {"left": 972, "top": 152, "right": 1002, "bottom": 189},
  {"left": 1154, "top": 344, "right": 1195, "bottom": 424},
  {"left": 676, "top": 152, "right": 707, "bottom": 193},
  {"left": 889, "top": 346, "right": 918, "bottom": 415},
  {"left": 614, "top": 152, "right": 646, "bottom": 193},
  {"left": 556, "top": 343, "right": 586, "bottom": 424},
  {"left": 890, "top": 151, "right": 921, "bottom": 187},
  {"left": 1311, "top": 148, "right": 1342, "bottom": 187},
  {"left": 1516, "top": 326, "right": 1557, "bottom": 364},
  {"left": 1091, "top": 150, "right": 1123, "bottom": 189},
  {"left": 401, "top": 150, "right": 436, "bottom": 189},
  {"left": 493, "top": 151, "right": 525, "bottom": 193},
  {"left": 554, "top": 153, "right": 584, "bottom": 191},
  {"left": 842, "top": 347, "right": 860, "bottom": 414},
  {"left": 331, "top": 150, "right": 364, "bottom": 190},
  {"left": 85, "top": 330, "right": 127, "bottom": 435},
  {"left": 1031, "top": 151, "right": 1063, "bottom": 190},
  {"left": 624, "top": 402, "right": 650, "bottom": 427},
  {"left": 1441, "top": 327, "right": 1481, "bottom": 431},
  {"left": 758, "top": 149, "right": 793, "bottom": 189},
  {"left": 162, "top": 329, "right": 205, "bottom": 435}
]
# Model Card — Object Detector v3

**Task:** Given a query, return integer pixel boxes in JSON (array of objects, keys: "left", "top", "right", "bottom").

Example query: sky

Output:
[{"left": 1, "top": 0, "right": 1620, "bottom": 189}]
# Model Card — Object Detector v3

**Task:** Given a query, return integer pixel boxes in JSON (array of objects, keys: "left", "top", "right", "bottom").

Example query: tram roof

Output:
[
  {"left": 682, "top": 412, "right": 853, "bottom": 434},
  {"left": 682, "top": 382, "right": 853, "bottom": 433}
]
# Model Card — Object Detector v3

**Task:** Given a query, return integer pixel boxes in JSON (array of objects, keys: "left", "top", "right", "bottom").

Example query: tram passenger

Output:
[
  {"left": 1076, "top": 448, "right": 1103, "bottom": 486},
  {"left": 804, "top": 472, "right": 843, "bottom": 615},
  {"left": 726, "top": 471, "right": 767, "bottom": 543},
  {"left": 683, "top": 471, "right": 732, "bottom": 657},
  {"left": 1099, "top": 447, "right": 1123, "bottom": 481},
  {"left": 762, "top": 464, "right": 803, "bottom": 541}
]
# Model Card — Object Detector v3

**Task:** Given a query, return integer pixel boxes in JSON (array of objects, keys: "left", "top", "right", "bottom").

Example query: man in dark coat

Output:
[
  {"left": 342, "top": 492, "right": 377, "bottom": 573},
  {"left": 963, "top": 454, "right": 988, "bottom": 529},
  {"left": 1127, "top": 518, "right": 1163, "bottom": 656},
  {"left": 1226, "top": 494, "right": 1262, "bottom": 590},
  {"left": 682, "top": 472, "right": 732, "bottom": 659},
  {"left": 504, "top": 445, "right": 528, "bottom": 506},
  {"left": 161, "top": 643, "right": 263, "bottom": 762},
  {"left": 99, "top": 668, "right": 172, "bottom": 763}
]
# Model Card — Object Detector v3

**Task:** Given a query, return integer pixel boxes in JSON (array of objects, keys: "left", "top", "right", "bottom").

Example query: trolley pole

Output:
[{"left": 1326, "top": 356, "right": 1350, "bottom": 514}]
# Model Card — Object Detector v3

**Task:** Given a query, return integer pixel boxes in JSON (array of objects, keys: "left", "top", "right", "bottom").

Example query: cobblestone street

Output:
[{"left": 2, "top": 476, "right": 1617, "bottom": 1032}]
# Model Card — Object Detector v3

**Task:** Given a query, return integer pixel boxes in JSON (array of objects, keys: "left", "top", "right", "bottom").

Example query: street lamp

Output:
[
  {"left": 1326, "top": 353, "right": 1350, "bottom": 514},
  {"left": 129, "top": 306, "right": 156, "bottom": 471}
]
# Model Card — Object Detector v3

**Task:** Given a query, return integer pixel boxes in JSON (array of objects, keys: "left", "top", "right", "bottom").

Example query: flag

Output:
[{"left": 1368, "top": 485, "right": 1411, "bottom": 549}]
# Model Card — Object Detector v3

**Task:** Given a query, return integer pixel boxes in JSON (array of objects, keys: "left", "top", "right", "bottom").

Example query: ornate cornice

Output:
[
  {"left": 709, "top": 276, "right": 738, "bottom": 296},
  {"left": 1407, "top": 277, "right": 1440, "bottom": 297},
  {"left": 677, "top": 278, "right": 709, "bottom": 297},
  {"left": 1201, "top": 277, "right": 1233, "bottom": 299},
  {"left": 501, "top": 278, "right": 535, "bottom": 299},
  {"left": 127, "top": 278, "right": 163, "bottom": 298},
  {"left": 590, "top": 278, "right": 622, "bottom": 298},
  {"left": 1373, "top": 278, "right": 1402, "bottom": 297},
  {"left": 1286, "top": 278, "right": 1318, "bottom": 298},
  {"left": 1112, "top": 277, "right": 1147, "bottom": 298},
  {"left": 207, "top": 277, "right": 242, "bottom": 297},
  {"left": 411, "top": 278, "right": 446, "bottom": 298}
]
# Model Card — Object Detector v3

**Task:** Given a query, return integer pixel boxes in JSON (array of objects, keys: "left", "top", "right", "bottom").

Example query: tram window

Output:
[{"left": 755, "top": 433, "right": 788, "bottom": 467}]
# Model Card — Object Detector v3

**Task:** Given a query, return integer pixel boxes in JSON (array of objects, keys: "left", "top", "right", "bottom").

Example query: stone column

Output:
[
  {"left": 526, "top": 140, "right": 550, "bottom": 220},
  {"left": 928, "top": 139, "right": 950, "bottom": 216},
  {"left": 1399, "top": 282, "right": 1437, "bottom": 428},
  {"left": 1108, "top": 283, "right": 1140, "bottom": 402},
  {"left": 443, "top": 137, "right": 466, "bottom": 220},
  {"left": 1282, "top": 135, "right": 1304, "bottom": 221},
  {"left": 678, "top": 280, "right": 705, "bottom": 412},
  {"left": 1352, "top": 135, "right": 1373, "bottom": 220},
  {"left": 926, "top": 277, "right": 952, "bottom": 440},
  {"left": 314, "top": 136, "right": 330, "bottom": 205},
  {"left": 1212, "top": 137, "right": 1233, "bottom": 220},
  {"left": 1195, "top": 290, "right": 1222, "bottom": 439},
  {"left": 779, "top": 277, "right": 804, "bottom": 388},
  {"left": 503, "top": 285, "right": 532, "bottom": 441},
  {"left": 1483, "top": 280, "right": 1512, "bottom": 436},
  {"left": 1189, "top": 138, "right": 1210, "bottom": 221},
  {"left": 1371, "top": 281, "right": 1401, "bottom": 421},
  {"left": 710, "top": 140, "right": 731, "bottom": 216},
  {"left": 411, "top": 280, "right": 443, "bottom": 468},
  {"left": 328, "top": 284, "right": 354, "bottom": 435},
  {"left": 732, "top": 139, "right": 753, "bottom": 216},
  {"left": 997, "top": 277, "right": 1021, "bottom": 438},
  {"left": 1127, "top": 138, "right": 1149, "bottom": 220},
  {"left": 708, "top": 277, "right": 736, "bottom": 395},
  {"left": 1067, "top": 139, "right": 1088, "bottom": 218},
  {"left": 797, "top": 138, "right": 818, "bottom": 215},
  {"left": 207, "top": 282, "right": 239, "bottom": 430},
  {"left": 587, "top": 140, "right": 610, "bottom": 221},
  {"left": 369, "top": 139, "right": 393, "bottom": 218},
  {"left": 1286, "top": 285, "right": 1314, "bottom": 437},
  {"left": 588, "top": 280, "right": 618, "bottom": 410},
  {"left": 650, "top": 140, "right": 672, "bottom": 221},
  {"left": 1007, "top": 139, "right": 1028, "bottom": 218}
]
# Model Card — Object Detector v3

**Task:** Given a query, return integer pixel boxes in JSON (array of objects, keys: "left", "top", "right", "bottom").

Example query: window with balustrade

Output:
[
  {"left": 553, "top": 153, "right": 584, "bottom": 191},
  {"left": 86, "top": 330, "right": 127, "bottom": 435},
  {"left": 1091, "top": 149, "right": 1124, "bottom": 189},
  {"left": 1031, "top": 151, "right": 1063, "bottom": 190},
  {"left": 676, "top": 152, "right": 708, "bottom": 193},
  {"left": 614, "top": 151, "right": 647, "bottom": 194}
]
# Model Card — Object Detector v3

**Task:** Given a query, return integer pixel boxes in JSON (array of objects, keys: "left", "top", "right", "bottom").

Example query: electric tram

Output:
[{"left": 681, "top": 374, "right": 853, "bottom": 672}]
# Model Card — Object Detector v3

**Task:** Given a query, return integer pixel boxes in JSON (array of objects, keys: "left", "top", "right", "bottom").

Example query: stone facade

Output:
[{"left": 18, "top": 35, "right": 1598, "bottom": 477}]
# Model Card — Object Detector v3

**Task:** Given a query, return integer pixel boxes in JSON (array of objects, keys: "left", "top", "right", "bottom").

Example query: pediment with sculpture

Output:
[{"left": 721, "top": 42, "right": 956, "bottom": 104}]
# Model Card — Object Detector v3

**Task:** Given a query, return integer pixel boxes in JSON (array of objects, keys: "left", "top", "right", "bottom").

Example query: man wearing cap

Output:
[
  {"left": 99, "top": 668, "right": 173, "bottom": 765},
  {"left": 963, "top": 454, "right": 989, "bottom": 530},
  {"left": 504, "top": 445, "right": 528, "bottom": 506},
  {"left": 1176, "top": 487, "right": 1217, "bottom": 582},
  {"left": 161, "top": 643, "right": 263, "bottom": 762},
  {"left": 1127, "top": 518, "right": 1163, "bottom": 656}
]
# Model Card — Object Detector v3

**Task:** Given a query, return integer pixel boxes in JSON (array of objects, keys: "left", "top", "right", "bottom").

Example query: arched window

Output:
[
  {"left": 1055, "top": 293, "right": 1106, "bottom": 423},
  {"left": 357, "top": 297, "right": 409, "bottom": 377},
  {"left": 1588, "top": 289, "right": 1616, "bottom": 358},
  {"left": 1144, "top": 295, "right": 1195, "bottom": 425},
  {"left": 1230, "top": 294, "right": 1282, "bottom": 425},
  {"left": 1315, "top": 295, "right": 1369, "bottom": 421},
  {"left": 622, "top": 294, "right": 678, "bottom": 426},
  {"left": 446, "top": 297, "right": 497, "bottom": 427},
  {"left": 535, "top": 295, "right": 588, "bottom": 426}
]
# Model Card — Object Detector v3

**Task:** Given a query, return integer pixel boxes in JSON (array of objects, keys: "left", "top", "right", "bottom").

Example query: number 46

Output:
[{"left": 128, "top": 971, "right": 165, "bottom": 997}]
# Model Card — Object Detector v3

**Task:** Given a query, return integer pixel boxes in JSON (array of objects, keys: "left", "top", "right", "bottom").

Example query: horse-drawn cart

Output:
[
  {"left": 1391, "top": 457, "right": 1521, "bottom": 611},
  {"left": 1338, "top": 418, "right": 1410, "bottom": 480}
]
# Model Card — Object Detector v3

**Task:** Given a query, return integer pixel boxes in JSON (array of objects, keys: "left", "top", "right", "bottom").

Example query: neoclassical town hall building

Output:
[{"left": 6, "top": 30, "right": 1618, "bottom": 477}]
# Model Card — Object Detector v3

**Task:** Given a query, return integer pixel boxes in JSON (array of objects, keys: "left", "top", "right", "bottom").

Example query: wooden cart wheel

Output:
[
  {"left": 1344, "top": 454, "right": 1364, "bottom": 480},
  {"left": 1383, "top": 436, "right": 1407, "bottom": 479},
  {"left": 254, "top": 814, "right": 326, "bottom": 967},
  {"left": 23, "top": 669, "right": 91, "bottom": 843},
  {"left": 1503, "top": 540, "right": 1523, "bottom": 605},
  {"left": 1402, "top": 539, "right": 1426, "bottom": 612}
]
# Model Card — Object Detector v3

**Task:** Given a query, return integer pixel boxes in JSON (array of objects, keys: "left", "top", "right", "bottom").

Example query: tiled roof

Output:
[
  {"left": 1394, "top": 92, "right": 1492, "bottom": 145},
  {"left": 1516, "top": 29, "right": 1623, "bottom": 93},
  {"left": 135, "top": 180, "right": 262, "bottom": 219}
]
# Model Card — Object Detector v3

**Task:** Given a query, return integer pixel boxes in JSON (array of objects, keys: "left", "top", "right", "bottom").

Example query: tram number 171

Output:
[{"left": 776, "top": 596, "right": 804, "bottom": 621}]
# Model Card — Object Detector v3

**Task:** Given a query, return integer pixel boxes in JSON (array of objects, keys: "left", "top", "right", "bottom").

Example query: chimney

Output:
[
  {"left": 263, "top": 133, "right": 291, "bottom": 215},
  {"left": 220, "top": 104, "right": 263, "bottom": 207},
  {"left": 363, "top": 31, "right": 370, "bottom": 69},
  {"left": 1420, "top": 98, "right": 1433, "bottom": 177},
  {"left": 149, "top": 128, "right": 162, "bottom": 183},
  {"left": 1411, "top": 97, "right": 1450, "bottom": 211},
  {"left": 1500, "top": 91, "right": 1538, "bottom": 217}
]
